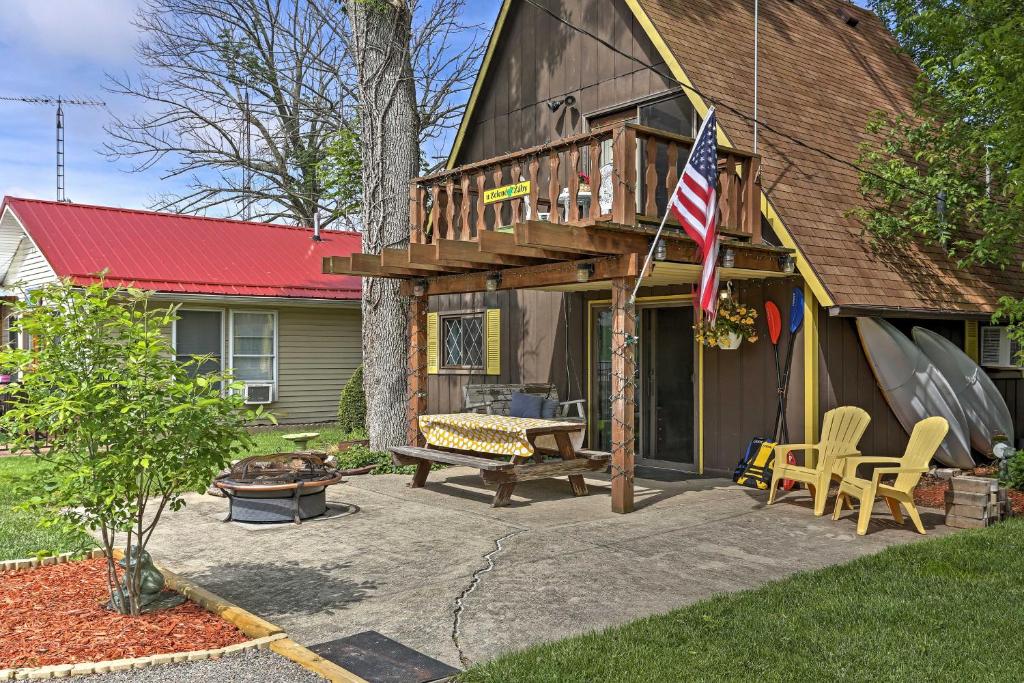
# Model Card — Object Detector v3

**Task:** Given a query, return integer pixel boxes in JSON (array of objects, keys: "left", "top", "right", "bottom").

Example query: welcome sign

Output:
[{"left": 483, "top": 181, "right": 531, "bottom": 205}]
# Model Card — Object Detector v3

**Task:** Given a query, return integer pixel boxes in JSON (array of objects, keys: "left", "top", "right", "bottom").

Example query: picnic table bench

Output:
[{"left": 390, "top": 413, "right": 610, "bottom": 507}]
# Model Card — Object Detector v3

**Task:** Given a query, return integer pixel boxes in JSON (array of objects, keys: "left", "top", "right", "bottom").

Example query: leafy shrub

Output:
[
  {"left": 337, "top": 365, "right": 367, "bottom": 433},
  {"left": 0, "top": 280, "right": 261, "bottom": 614},
  {"left": 1002, "top": 450, "right": 1024, "bottom": 491}
]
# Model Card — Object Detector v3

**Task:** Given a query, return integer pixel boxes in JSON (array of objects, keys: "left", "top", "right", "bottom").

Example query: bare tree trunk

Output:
[{"left": 350, "top": 0, "right": 420, "bottom": 449}]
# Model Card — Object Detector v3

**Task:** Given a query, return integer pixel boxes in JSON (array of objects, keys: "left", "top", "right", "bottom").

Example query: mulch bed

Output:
[
  {"left": 0, "top": 557, "right": 247, "bottom": 669},
  {"left": 913, "top": 466, "right": 1024, "bottom": 515}
]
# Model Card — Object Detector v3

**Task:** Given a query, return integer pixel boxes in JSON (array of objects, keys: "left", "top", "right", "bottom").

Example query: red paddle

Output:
[
  {"left": 765, "top": 302, "right": 795, "bottom": 490},
  {"left": 765, "top": 301, "right": 782, "bottom": 346}
]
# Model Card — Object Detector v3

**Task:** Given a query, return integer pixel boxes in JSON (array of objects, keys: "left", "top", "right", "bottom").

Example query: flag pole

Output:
[
  {"left": 628, "top": 204, "right": 672, "bottom": 305},
  {"left": 628, "top": 106, "right": 716, "bottom": 305}
]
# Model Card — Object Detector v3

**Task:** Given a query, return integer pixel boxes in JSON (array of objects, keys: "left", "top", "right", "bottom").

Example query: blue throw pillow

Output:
[
  {"left": 541, "top": 398, "right": 559, "bottom": 419},
  {"left": 509, "top": 392, "right": 544, "bottom": 418}
]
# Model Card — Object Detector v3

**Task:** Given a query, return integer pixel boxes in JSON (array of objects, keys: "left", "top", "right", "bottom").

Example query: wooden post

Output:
[
  {"left": 407, "top": 294, "right": 428, "bottom": 447},
  {"left": 610, "top": 277, "right": 636, "bottom": 514},
  {"left": 746, "top": 156, "right": 762, "bottom": 243},
  {"left": 612, "top": 124, "right": 637, "bottom": 226}
]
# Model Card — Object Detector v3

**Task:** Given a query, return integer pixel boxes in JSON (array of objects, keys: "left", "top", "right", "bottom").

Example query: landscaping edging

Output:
[
  {"left": 158, "top": 562, "right": 369, "bottom": 682},
  {"left": 0, "top": 549, "right": 103, "bottom": 573},
  {"left": 0, "top": 634, "right": 287, "bottom": 680},
  {"left": 2, "top": 552, "right": 368, "bottom": 682}
]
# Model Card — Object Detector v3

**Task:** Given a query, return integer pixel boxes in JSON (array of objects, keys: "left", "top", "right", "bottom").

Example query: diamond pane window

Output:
[{"left": 442, "top": 315, "right": 484, "bottom": 368}]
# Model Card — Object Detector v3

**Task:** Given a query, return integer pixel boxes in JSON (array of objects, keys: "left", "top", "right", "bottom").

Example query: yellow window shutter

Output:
[
  {"left": 426, "top": 312, "right": 439, "bottom": 374},
  {"left": 964, "top": 320, "right": 979, "bottom": 363},
  {"left": 485, "top": 308, "right": 501, "bottom": 376}
]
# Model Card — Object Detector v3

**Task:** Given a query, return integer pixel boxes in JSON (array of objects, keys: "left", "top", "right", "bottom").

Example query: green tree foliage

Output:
[
  {"left": 337, "top": 364, "right": 367, "bottom": 433},
  {"left": 319, "top": 124, "right": 364, "bottom": 222},
  {"left": 857, "top": 1, "right": 1024, "bottom": 273},
  {"left": 0, "top": 280, "right": 266, "bottom": 615}
]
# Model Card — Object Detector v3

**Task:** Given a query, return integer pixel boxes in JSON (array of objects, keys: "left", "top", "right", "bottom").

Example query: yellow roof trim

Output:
[
  {"left": 624, "top": 0, "right": 835, "bottom": 307},
  {"left": 444, "top": 0, "right": 513, "bottom": 170}
]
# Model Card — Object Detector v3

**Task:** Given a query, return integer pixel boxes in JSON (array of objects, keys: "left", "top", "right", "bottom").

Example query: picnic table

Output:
[{"left": 390, "top": 413, "right": 610, "bottom": 507}]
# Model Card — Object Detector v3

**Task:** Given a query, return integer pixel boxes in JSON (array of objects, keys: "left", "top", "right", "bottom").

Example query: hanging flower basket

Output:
[
  {"left": 719, "top": 332, "right": 743, "bottom": 350},
  {"left": 695, "top": 300, "right": 758, "bottom": 349}
]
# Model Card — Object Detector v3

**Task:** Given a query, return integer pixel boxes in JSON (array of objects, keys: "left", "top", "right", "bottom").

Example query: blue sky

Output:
[{"left": 0, "top": 0, "right": 868, "bottom": 213}]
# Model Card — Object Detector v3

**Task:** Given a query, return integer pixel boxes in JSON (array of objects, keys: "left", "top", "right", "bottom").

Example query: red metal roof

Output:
[{"left": 1, "top": 197, "right": 362, "bottom": 300}]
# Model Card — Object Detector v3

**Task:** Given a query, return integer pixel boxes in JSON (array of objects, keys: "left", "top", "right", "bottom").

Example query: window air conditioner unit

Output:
[
  {"left": 243, "top": 383, "right": 274, "bottom": 405},
  {"left": 980, "top": 326, "right": 1021, "bottom": 367}
]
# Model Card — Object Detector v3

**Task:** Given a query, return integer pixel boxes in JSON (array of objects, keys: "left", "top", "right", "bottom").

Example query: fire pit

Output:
[{"left": 214, "top": 453, "right": 344, "bottom": 524}]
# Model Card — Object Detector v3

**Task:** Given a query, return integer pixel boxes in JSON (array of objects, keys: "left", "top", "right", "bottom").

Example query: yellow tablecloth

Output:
[{"left": 418, "top": 413, "right": 582, "bottom": 458}]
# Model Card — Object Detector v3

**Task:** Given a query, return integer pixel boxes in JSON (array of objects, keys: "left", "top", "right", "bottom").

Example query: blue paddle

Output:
[{"left": 776, "top": 287, "right": 805, "bottom": 443}]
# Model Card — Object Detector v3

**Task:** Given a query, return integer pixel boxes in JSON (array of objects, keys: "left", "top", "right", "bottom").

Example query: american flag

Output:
[{"left": 668, "top": 108, "right": 719, "bottom": 320}]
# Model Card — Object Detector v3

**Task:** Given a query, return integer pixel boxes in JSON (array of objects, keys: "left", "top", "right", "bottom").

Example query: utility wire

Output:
[{"left": 520, "top": 0, "right": 934, "bottom": 203}]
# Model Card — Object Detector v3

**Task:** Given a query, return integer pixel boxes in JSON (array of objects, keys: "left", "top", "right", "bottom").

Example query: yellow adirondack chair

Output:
[
  {"left": 832, "top": 416, "right": 949, "bottom": 536},
  {"left": 767, "top": 406, "right": 871, "bottom": 516}
]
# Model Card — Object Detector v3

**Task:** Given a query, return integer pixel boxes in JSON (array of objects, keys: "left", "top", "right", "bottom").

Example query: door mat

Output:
[{"left": 309, "top": 630, "right": 460, "bottom": 683}]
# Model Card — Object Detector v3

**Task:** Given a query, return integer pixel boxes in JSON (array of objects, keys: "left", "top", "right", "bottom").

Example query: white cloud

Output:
[{"left": 0, "top": 0, "right": 141, "bottom": 67}]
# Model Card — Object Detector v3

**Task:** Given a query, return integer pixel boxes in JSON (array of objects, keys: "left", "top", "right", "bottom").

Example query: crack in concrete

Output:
[{"left": 451, "top": 528, "right": 525, "bottom": 668}]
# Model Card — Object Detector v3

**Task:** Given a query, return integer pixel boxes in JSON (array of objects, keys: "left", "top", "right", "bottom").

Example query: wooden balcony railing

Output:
[{"left": 409, "top": 121, "right": 761, "bottom": 246}]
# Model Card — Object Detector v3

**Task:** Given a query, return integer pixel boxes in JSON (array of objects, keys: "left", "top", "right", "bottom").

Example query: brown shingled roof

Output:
[{"left": 637, "top": 0, "right": 1022, "bottom": 314}]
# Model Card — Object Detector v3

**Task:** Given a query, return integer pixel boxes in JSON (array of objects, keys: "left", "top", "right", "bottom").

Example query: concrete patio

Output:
[{"left": 145, "top": 468, "right": 952, "bottom": 669}]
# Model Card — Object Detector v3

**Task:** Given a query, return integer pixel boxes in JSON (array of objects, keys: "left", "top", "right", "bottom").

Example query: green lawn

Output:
[
  {"left": 0, "top": 457, "right": 95, "bottom": 561},
  {"left": 245, "top": 423, "right": 364, "bottom": 456},
  {"left": 460, "top": 519, "right": 1024, "bottom": 682}
]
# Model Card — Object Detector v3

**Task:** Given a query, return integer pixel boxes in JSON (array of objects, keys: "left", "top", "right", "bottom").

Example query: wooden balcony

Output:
[
  {"left": 322, "top": 121, "right": 789, "bottom": 293},
  {"left": 409, "top": 121, "right": 762, "bottom": 245}
]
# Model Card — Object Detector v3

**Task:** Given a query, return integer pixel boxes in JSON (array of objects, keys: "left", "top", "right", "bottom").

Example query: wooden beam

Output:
[
  {"left": 478, "top": 230, "right": 579, "bottom": 261},
  {"left": 517, "top": 220, "right": 696, "bottom": 261},
  {"left": 350, "top": 253, "right": 430, "bottom": 278},
  {"left": 436, "top": 238, "right": 537, "bottom": 267},
  {"left": 382, "top": 248, "right": 469, "bottom": 274},
  {"left": 610, "top": 277, "right": 635, "bottom": 514},
  {"left": 322, "top": 256, "right": 351, "bottom": 274},
  {"left": 408, "top": 242, "right": 482, "bottom": 271},
  {"left": 399, "top": 254, "right": 642, "bottom": 296},
  {"left": 407, "top": 295, "right": 428, "bottom": 447}
]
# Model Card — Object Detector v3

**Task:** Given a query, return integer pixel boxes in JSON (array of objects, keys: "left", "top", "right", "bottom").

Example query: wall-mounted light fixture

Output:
[
  {"left": 576, "top": 262, "right": 595, "bottom": 283},
  {"left": 547, "top": 94, "right": 576, "bottom": 112},
  {"left": 653, "top": 238, "right": 667, "bottom": 261},
  {"left": 779, "top": 254, "right": 796, "bottom": 274},
  {"left": 721, "top": 247, "right": 736, "bottom": 268},
  {"left": 485, "top": 271, "right": 502, "bottom": 292},
  {"left": 412, "top": 278, "right": 428, "bottom": 297}
]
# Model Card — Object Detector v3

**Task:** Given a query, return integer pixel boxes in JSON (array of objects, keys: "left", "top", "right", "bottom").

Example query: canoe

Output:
[
  {"left": 912, "top": 326, "right": 1014, "bottom": 455},
  {"left": 856, "top": 318, "right": 974, "bottom": 468}
]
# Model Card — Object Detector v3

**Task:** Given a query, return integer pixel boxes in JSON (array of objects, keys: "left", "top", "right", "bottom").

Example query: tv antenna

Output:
[{"left": 0, "top": 95, "right": 107, "bottom": 202}]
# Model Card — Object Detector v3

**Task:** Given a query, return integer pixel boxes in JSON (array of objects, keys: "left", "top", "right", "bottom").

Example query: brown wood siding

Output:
[
  {"left": 457, "top": 0, "right": 676, "bottom": 164},
  {"left": 992, "top": 376, "right": 1024, "bottom": 445},
  {"left": 700, "top": 279, "right": 804, "bottom": 473},
  {"left": 818, "top": 316, "right": 906, "bottom": 457},
  {"left": 427, "top": 289, "right": 580, "bottom": 412},
  {"left": 818, "top": 316, "right": 973, "bottom": 458}
]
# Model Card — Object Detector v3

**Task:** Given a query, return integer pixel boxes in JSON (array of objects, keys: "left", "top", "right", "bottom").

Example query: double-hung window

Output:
[
  {"left": 230, "top": 311, "right": 277, "bottom": 388},
  {"left": 173, "top": 310, "right": 223, "bottom": 377}
]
